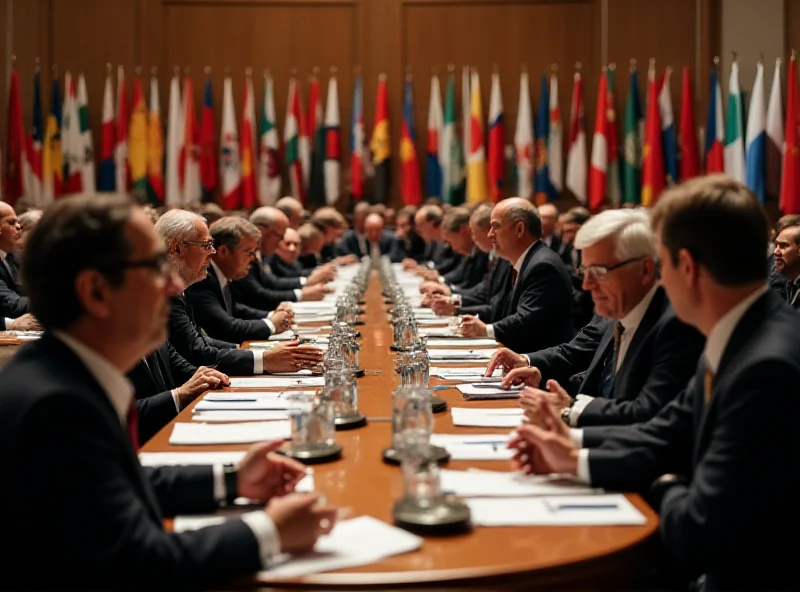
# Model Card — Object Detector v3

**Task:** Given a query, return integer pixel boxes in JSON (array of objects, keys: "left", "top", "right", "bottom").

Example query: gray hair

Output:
[
  {"left": 442, "top": 207, "right": 471, "bottom": 233},
  {"left": 574, "top": 208, "right": 655, "bottom": 260},
  {"left": 470, "top": 204, "right": 493, "bottom": 229},
  {"left": 154, "top": 209, "right": 206, "bottom": 245},
  {"left": 250, "top": 206, "right": 285, "bottom": 228},
  {"left": 275, "top": 196, "right": 303, "bottom": 216},
  {"left": 18, "top": 209, "right": 43, "bottom": 233},
  {"left": 210, "top": 216, "right": 261, "bottom": 250},
  {"left": 504, "top": 201, "right": 542, "bottom": 237}
]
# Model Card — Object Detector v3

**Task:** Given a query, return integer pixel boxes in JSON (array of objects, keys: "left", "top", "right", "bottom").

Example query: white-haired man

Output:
[{"left": 486, "top": 208, "right": 704, "bottom": 428}]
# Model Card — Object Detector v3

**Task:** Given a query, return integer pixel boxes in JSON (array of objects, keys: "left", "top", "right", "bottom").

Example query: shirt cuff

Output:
[
  {"left": 485, "top": 324, "right": 495, "bottom": 339},
  {"left": 240, "top": 511, "right": 282, "bottom": 569},
  {"left": 437, "top": 275, "right": 445, "bottom": 283},
  {"left": 3, "top": 317, "right": 12, "bottom": 330},
  {"left": 252, "top": 350, "right": 263, "bottom": 374},
  {"left": 263, "top": 319, "right": 276, "bottom": 333},
  {"left": 569, "top": 428, "right": 583, "bottom": 447},
  {"left": 569, "top": 394, "right": 594, "bottom": 427},
  {"left": 576, "top": 449, "right": 592, "bottom": 484},
  {"left": 299, "top": 277, "right": 307, "bottom": 286},
  {"left": 171, "top": 389, "right": 181, "bottom": 412},
  {"left": 212, "top": 464, "right": 226, "bottom": 503},
  {"left": 293, "top": 289, "right": 303, "bottom": 302}
]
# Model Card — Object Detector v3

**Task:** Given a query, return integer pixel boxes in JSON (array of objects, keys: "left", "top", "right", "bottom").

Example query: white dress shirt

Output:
[
  {"left": 52, "top": 330, "right": 281, "bottom": 567},
  {"left": 485, "top": 242, "right": 535, "bottom": 339},
  {"left": 573, "top": 284, "right": 769, "bottom": 484},
  {"left": 210, "top": 261, "right": 277, "bottom": 336}
]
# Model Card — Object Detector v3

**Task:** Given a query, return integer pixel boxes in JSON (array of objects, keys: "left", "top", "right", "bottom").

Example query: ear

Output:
[
  {"left": 641, "top": 256, "right": 657, "bottom": 284},
  {"left": 74, "top": 269, "right": 113, "bottom": 320},
  {"left": 678, "top": 248, "right": 699, "bottom": 286}
]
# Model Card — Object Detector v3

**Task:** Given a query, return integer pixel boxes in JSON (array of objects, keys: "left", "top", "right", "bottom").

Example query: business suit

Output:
[
  {"left": 232, "top": 260, "right": 297, "bottom": 311},
  {"left": 527, "top": 287, "right": 705, "bottom": 426},
  {"left": 0, "top": 333, "right": 263, "bottom": 589},
  {"left": 0, "top": 253, "right": 28, "bottom": 318},
  {"left": 186, "top": 265, "right": 274, "bottom": 344},
  {"left": 466, "top": 241, "right": 574, "bottom": 353},
  {"left": 389, "top": 232, "right": 426, "bottom": 263},
  {"left": 127, "top": 342, "right": 197, "bottom": 442},
  {"left": 268, "top": 253, "right": 308, "bottom": 278},
  {"left": 444, "top": 248, "right": 490, "bottom": 291},
  {"left": 458, "top": 256, "right": 508, "bottom": 309},
  {"left": 337, "top": 229, "right": 396, "bottom": 258},
  {"left": 434, "top": 244, "right": 463, "bottom": 276},
  {"left": 581, "top": 290, "right": 800, "bottom": 591}
]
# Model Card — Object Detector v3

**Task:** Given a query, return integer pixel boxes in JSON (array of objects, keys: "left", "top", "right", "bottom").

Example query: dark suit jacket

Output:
[
  {"left": 444, "top": 248, "right": 490, "bottom": 291},
  {"left": 458, "top": 256, "right": 508, "bottom": 308},
  {"left": 582, "top": 290, "right": 800, "bottom": 591},
  {"left": 0, "top": 255, "right": 28, "bottom": 318},
  {"left": 465, "top": 241, "right": 574, "bottom": 353},
  {"left": 186, "top": 265, "right": 274, "bottom": 344},
  {"left": 320, "top": 243, "right": 337, "bottom": 263},
  {"left": 232, "top": 260, "right": 297, "bottom": 311},
  {"left": 298, "top": 253, "right": 320, "bottom": 271},
  {"left": 127, "top": 342, "right": 196, "bottom": 443},
  {"left": 268, "top": 253, "right": 308, "bottom": 278},
  {"left": 0, "top": 333, "right": 262, "bottom": 589},
  {"left": 168, "top": 294, "right": 258, "bottom": 377},
  {"left": 434, "top": 244, "right": 463, "bottom": 276},
  {"left": 389, "top": 232, "right": 426, "bottom": 263},
  {"left": 527, "top": 287, "right": 705, "bottom": 426},
  {"left": 337, "top": 229, "right": 396, "bottom": 258}
]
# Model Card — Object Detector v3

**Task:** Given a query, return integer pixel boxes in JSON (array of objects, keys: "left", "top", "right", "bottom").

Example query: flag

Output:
[
  {"left": 258, "top": 71, "right": 281, "bottom": 206},
  {"left": 284, "top": 77, "right": 304, "bottom": 203},
  {"left": 679, "top": 67, "right": 700, "bottom": 181},
  {"left": 115, "top": 66, "right": 129, "bottom": 193},
  {"left": 705, "top": 66, "right": 725, "bottom": 174},
  {"left": 400, "top": 77, "right": 422, "bottom": 206},
  {"left": 514, "top": 70, "right": 534, "bottom": 199},
  {"left": 623, "top": 65, "right": 643, "bottom": 204},
  {"left": 466, "top": 69, "right": 488, "bottom": 203},
  {"left": 220, "top": 75, "right": 241, "bottom": 209},
  {"left": 240, "top": 73, "right": 257, "bottom": 209},
  {"left": 487, "top": 71, "right": 505, "bottom": 202},
  {"left": 589, "top": 70, "right": 608, "bottom": 212},
  {"left": 350, "top": 75, "right": 365, "bottom": 202},
  {"left": 165, "top": 72, "right": 183, "bottom": 207},
  {"left": 534, "top": 74, "right": 553, "bottom": 203},
  {"left": 370, "top": 74, "right": 391, "bottom": 204},
  {"left": 606, "top": 66, "right": 621, "bottom": 206},
  {"left": 199, "top": 77, "right": 218, "bottom": 202},
  {"left": 43, "top": 74, "right": 64, "bottom": 202},
  {"left": 4, "top": 66, "right": 26, "bottom": 204},
  {"left": 642, "top": 61, "right": 665, "bottom": 206},
  {"left": 440, "top": 71, "right": 464, "bottom": 205},
  {"left": 61, "top": 72, "right": 83, "bottom": 194},
  {"left": 658, "top": 67, "right": 678, "bottom": 186},
  {"left": 566, "top": 70, "right": 587, "bottom": 204},
  {"left": 147, "top": 74, "right": 164, "bottom": 203},
  {"left": 426, "top": 74, "right": 443, "bottom": 198},
  {"left": 548, "top": 72, "right": 563, "bottom": 195},
  {"left": 98, "top": 69, "right": 116, "bottom": 192},
  {"left": 323, "top": 73, "right": 340, "bottom": 206},
  {"left": 181, "top": 76, "right": 201, "bottom": 207},
  {"left": 297, "top": 81, "right": 310, "bottom": 193},
  {"left": 745, "top": 60, "right": 766, "bottom": 201},
  {"left": 129, "top": 74, "right": 148, "bottom": 195},
  {"left": 781, "top": 54, "right": 800, "bottom": 214},
  {"left": 766, "top": 58, "right": 784, "bottom": 201},
  {"left": 24, "top": 67, "right": 43, "bottom": 206},
  {"left": 724, "top": 58, "right": 746, "bottom": 183},
  {"left": 462, "top": 66, "right": 471, "bottom": 169},
  {"left": 75, "top": 74, "right": 96, "bottom": 194},
  {"left": 307, "top": 75, "right": 325, "bottom": 209}
]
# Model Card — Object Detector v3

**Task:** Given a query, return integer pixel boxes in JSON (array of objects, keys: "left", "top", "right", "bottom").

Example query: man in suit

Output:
[
  {"left": 297, "top": 222, "right": 327, "bottom": 270},
  {"left": 275, "top": 195, "right": 304, "bottom": 229},
  {"left": 459, "top": 198, "right": 574, "bottom": 353},
  {"left": 485, "top": 209, "right": 704, "bottom": 427},
  {"left": 0, "top": 202, "right": 29, "bottom": 319},
  {"left": 310, "top": 207, "right": 353, "bottom": 264},
  {"left": 0, "top": 194, "right": 338, "bottom": 589},
  {"left": 361, "top": 212, "right": 396, "bottom": 259},
  {"left": 771, "top": 219, "right": 800, "bottom": 309},
  {"left": 269, "top": 227, "right": 308, "bottom": 278},
  {"left": 402, "top": 205, "right": 462, "bottom": 276},
  {"left": 156, "top": 209, "right": 323, "bottom": 376},
  {"left": 390, "top": 205, "right": 426, "bottom": 262},
  {"left": 509, "top": 176, "right": 800, "bottom": 591},
  {"left": 336, "top": 201, "right": 372, "bottom": 257}
]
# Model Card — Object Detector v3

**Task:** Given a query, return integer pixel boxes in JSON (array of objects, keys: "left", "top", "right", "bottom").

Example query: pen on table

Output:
[
  {"left": 551, "top": 504, "right": 619, "bottom": 510},
  {"left": 458, "top": 440, "right": 508, "bottom": 445}
]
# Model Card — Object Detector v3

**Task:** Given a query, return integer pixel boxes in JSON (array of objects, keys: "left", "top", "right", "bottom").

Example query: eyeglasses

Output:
[
  {"left": 578, "top": 257, "right": 644, "bottom": 282},
  {"left": 183, "top": 239, "right": 216, "bottom": 251},
  {"left": 100, "top": 252, "right": 171, "bottom": 276}
]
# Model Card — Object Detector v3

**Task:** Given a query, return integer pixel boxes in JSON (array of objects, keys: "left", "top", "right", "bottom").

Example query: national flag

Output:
[
  {"left": 745, "top": 59, "right": 766, "bottom": 201},
  {"left": 565, "top": 69, "right": 587, "bottom": 204},
  {"left": 165, "top": 72, "right": 183, "bottom": 207},
  {"left": 766, "top": 57, "right": 784, "bottom": 201},
  {"left": 307, "top": 74, "right": 325, "bottom": 209},
  {"left": 284, "top": 77, "right": 304, "bottom": 203},
  {"left": 606, "top": 65, "right": 621, "bottom": 206},
  {"left": 76, "top": 74, "right": 96, "bottom": 194},
  {"left": 129, "top": 74, "right": 148, "bottom": 195},
  {"left": 43, "top": 74, "right": 64, "bottom": 202},
  {"left": 724, "top": 58, "right": 746, "bottom": 183},
  {"left": 534, "top": 74, "right": 553, "bottom": 203},
  {"left": 781, "top": 53, "right": 800, "bottom": 214},
  {"left": 642, "top": 60, "right": 665, "bottom": 206},
  {"left": 98, "top": 68, "right": 116, "bottom": 192},
  {"left": 440, "top": 71, "right": 464, "bottom": 205},
  {"left": 466, "top": 69, "right": 488, "bottom": 203},
  {"left": 24, "top": 66, "right": 43, "bottom": 206},
  {"left": 4, "top": 66, "right": 26, "bottom": 204},
  {"left": 297, "top": 81, "right": 311, "bottom": 193},
  {"left": 61, "top": 72, "right": 83, "bottom": 194},
  {"left": 240, "top": 72, "right": 257, "bottom": 209},
  {"left": 589, "top": 69, "right": 608, "bottom": 212},
  {"left": 181, "top": 76, "right": 201, "bottom": 207},
  {"left": 514, "top": 70, "right": 534, "bottom": 199},
  {"left": 400, "top": 76, "right": 422, "bottom": 206},
  {"left": 679, "top": 67, "right": 700, "bottom": 181},
  {"left": 462, "top": 66, "right": 471, "bottom": 169},
  {"left": 623, "top": 64, "right": 643, "bottom": 204},
  {"left": 548, "top": 71, "right": 563, "bottom": 195},
  {"left": 487, "top": 71, "right": 505, "bottom": 202},
  {"left": 658, "top": 67, "right": 678, "bottom": 186},
  {"left": 426, "top": 74, "right": 443, "bottom": 199},
  {"left": 705, "top": 65, "right": 725, "bottom": 174},
  {"left": 323, "top": 73, "right": 341, "bottom": 206},
  {"left": 258, "top": 70, "right": 281, "bottom": 206},
  {"left": 147, "top": 74, "right": 164, "bottom": 203},
  {"left": 199, "top": 76, "right": 218, "bottom": 202},
  {"left": 115, "top": 66, "right": 129, "bottom": 192},
  {"left": 370, "top": 74, "right": 391, "bottom": 204},
  {"left": 220, "top": 75, "right": 241, "bottom": 209},
  {"left": 350, "top": 75, "right": 365, "bottom": 202}
]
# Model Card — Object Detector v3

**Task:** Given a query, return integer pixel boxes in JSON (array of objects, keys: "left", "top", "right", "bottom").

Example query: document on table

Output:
[
  {"left": 466, "top": 494, "right": 647, "bottom": 526},
  {"left": 456, "top": 383, "right": 523, "bottom": 400},
  {"left": 429, "top": 434, "right": 514, "bottom": 460},
  {"left": 227, "top": 376, "right": 326, "bottom": 388},
  {"left": 203, "top": 391, "right": 315, "bottom": 402},
  {"left": 193, "top": 410, "right": 291, "bottom": 422},
  {"left": 428, "top": 348, "right": 496, "bottom": 361},
  {"left": 196, "top": 398, "right": 291, "bottom": 411},
  {"left": 450, "top": 407, "right": 524, "bottom": 427},
  {"left": 439, "top": 469, "right": 601, "bottom": 497},
  {"left": 416, "top": 317, "right": 454, "bottom": 326},
  {"left": 169, "top": 421, "right": 291, "bottom": 445},
  {"left": 295, "top": 315, "right": 336, "bottom": 324},
  {"left": 431, "top": 367, "right": 501, "bottom": 380},
  {"left": 425, "top": 337, "right": 499, "bottom": 348}
]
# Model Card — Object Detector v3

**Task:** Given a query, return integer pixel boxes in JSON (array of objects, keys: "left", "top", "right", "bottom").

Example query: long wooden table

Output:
[{"left": 142, "top": 275, "right": 658, "bottom": 590}]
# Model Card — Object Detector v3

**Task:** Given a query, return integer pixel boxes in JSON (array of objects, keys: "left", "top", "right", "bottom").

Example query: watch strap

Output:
[{"left": 223, "top": 464, "right": 238, "bottom": 504}]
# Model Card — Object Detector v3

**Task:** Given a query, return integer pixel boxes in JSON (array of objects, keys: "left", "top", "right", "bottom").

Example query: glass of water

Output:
[{"left": 286, "top": 391, "right": 336, "bottom": 455}]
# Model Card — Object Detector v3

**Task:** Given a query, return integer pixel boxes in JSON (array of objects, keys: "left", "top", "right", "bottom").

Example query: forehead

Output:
[
  {"left": 581, "top": 236, "right": 618, "bottom": 262},
  {"left": 127, "top": 209, "right": 162, "bottom": 255},
  {"left": 192, "top": 219, "right": 211, "bottom": 239},
  {"left": 777, "top": 227, "right": 800, "bottom": 244},
  {"left": 0, "top": 205, "right": 16, "bottom": 219}
]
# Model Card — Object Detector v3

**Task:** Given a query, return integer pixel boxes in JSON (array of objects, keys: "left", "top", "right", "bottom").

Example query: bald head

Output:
[
  {"left": 414, "top": 205, "right": 443, "bottom": 243},
  {"left": 275, "top": 196, "right": 304, "bottom": 229},
  {"left": 364, "top": 213, "right": 385, "bottom": 244},
  {"left": 489, "top": 198, "right": 541, "bottom": 262},
  {"left": 0, "top": 202, "right": 20, "bottom": 253},
  {"left": 250, "top": 206, "right": 289, "bottom": 255}
]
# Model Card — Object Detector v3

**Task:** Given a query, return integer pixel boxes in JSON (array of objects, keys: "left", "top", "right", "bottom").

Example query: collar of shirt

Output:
[
  {"left": 620, "top": 283, "right": 659, "bottom": 335},
  {"left": 209, "top": 260, "right": 229, "bottom": 293},
  {"left": 0, "top": 249, "right": 9, "bottom": 261},
  {"left": 52, "top": 330, "right": 134, "bottom": 424},
  {"left": 543, "top": 235, "right": 552, "bottom": 248},
  {"left": 704, "top": 285, "right": 769, "bottom": 374},
  {"left": 513, "top": 241, "right": 537, "bottom": 275}
]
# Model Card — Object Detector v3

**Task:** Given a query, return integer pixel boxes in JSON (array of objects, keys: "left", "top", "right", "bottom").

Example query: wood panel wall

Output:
[{"left": 5, "top": 0, "right": 726, "bottom": 207}]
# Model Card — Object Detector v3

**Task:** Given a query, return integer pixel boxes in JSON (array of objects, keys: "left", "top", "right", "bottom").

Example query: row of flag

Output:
[{"left": 4, "top": 56, "right": 800, "bottom": 213}]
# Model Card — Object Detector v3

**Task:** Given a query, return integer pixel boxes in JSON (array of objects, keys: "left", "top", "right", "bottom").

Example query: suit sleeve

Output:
[
  {"left": 231, "top": 269, "right": 296, "bottom": 310},
  {"left": 136, "top": 391, "right": 179, "bottom": 443},
  {"left": 187, "top": 287, "right": 273, "bottom": 344},
  {"left": 577, "top": 318, "right": 704, "bottom": 426},
  {"left": 527, "top": 315, "right": 610, "bottom": 384},
  {"left": 0, "top": 278, "right": 28, "bottom": 318},
  {"left": 457, "top": 278, "right": 490, "bottom": 307},
  {"left": 17, "top": 394, "right": 262, "bottom": 588},
  {"left": 459, "top": 303, "right": 492, "bottom": 319},
  {"left": 166, "top": 342, "right": 196, "bottom": 384}
]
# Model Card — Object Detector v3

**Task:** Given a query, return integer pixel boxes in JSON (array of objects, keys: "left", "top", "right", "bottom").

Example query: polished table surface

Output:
[{"left": 142, "top": 274, "right": 659, "bottom": 590}]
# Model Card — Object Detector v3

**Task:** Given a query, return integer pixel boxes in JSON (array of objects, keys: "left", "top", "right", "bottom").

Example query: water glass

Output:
[{"left": 286, "top": 391, "right": 336, "bottom": 454}]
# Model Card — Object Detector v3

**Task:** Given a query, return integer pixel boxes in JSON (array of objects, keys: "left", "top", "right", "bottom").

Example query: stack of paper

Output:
[
  {"left": 430, "top": 434, "right": 514, "bottom": 460},
  {"left": 450, "top": 407, "right": 524, "bottom": 427},
  {"left": 228, "top": 377, "right": 326, "bottom": 388},
  {"left": 466, "top": 494, "right": 648, "bottom": 526},
  {"left": 203, "top": 391, "right": 314, "bottom": 402},
  {"left": 426, "top": 338, "right": 499, "bottom": 348},
  {"left": 169, "top": 421, "right": 291, "bottom": 445},
  {"left": 193, "top": 410, "right": 290, "bottom": 422},
  {"left": 439, "top": 469, "right": 600, "bottom": 497},
  {"left": 416, "top": 317, "right": 454, "bottom": 326},
  {"left": 427, "top": 349, "right": 496, "bottom": 363},
  {"left": 431, "top": 367, "right": 501, "bottom": 380},
  {"left": 456, "top": 383, "right": 522, "bottom": 400}
]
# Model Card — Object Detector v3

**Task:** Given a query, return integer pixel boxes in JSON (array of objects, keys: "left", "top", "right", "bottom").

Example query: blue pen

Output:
[{"left": 459, "top": 440, "right": 507, "bottom": 445}]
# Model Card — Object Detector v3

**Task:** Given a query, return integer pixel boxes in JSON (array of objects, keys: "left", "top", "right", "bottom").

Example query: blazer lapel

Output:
[
  {"left": 580, "top": 324, "right": 616, "bottom": 393},
  {"left": 614, "top": 288, "right": 667, "bottom": 386},
  {"left": 507, "top": 242, "right": 541, "bottom": 307}
]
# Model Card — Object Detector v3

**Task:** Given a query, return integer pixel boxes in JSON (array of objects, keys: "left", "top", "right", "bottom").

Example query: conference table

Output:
[{"left": 142, "top": 274, "right": 659, "bottom": 590}]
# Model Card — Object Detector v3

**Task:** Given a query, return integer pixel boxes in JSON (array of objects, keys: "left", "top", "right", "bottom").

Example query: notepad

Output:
[
  {"left": 439, "top": 469, "right": 600, "bottom": 497},
  {"left": 169, "top": 421, "right": 291, "bottom": 445},
  {"left": 429, "top": 434, "right": 514, "bottom": 460},
  {"left": 426, "top": 338, "right": 499, "bottom": 348},
  {"left": 467, "top": 494, "right": 647, "bottom": 526},
  {"left": 450, "top": 407, "right": 524, "bottom": 427},
  {"left": 195, "top": 399, "right": 292, "bottom": 411},
  {"left": 416, "top": 317, "right": 454, "bottom": 326},
  {"left": 456, "top": 383, "right": 523, "bottom": 400},
  {"left": 428, "top": 348, "right": 496, "bottom": 361},
  {"left": 227, "top": 377, "right": 326, "bottom": 388},
  {"left": 193, "top": 410, "right": 291, "bottom": 422},
  {"left": 431, "top": 367, "right": 502, "bottom": 379},
  {"left": 203, "top": 391, "right": 315, "bottom": 402}
]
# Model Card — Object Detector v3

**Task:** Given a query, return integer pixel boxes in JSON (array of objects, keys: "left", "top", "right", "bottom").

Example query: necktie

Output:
[
  {"left": 4, "top": 253, "right": 18, "bottom": 285},
  {"left": 510, "top": 268, "right": 518, "bottom": 288},
  {"left": 222, "top": 283, "right": 233, "bottom": 315},
  {"left": 598, "top": 322, "right": 625, "bottom": 398},
  {"left": 126, "top": 398, "right": 140, "bottom": 452},
  {"left": 704, "top": 366, "right": 715, "bottom": 405}
]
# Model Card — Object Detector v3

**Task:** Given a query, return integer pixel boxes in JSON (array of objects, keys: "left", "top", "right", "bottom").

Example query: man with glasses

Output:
[{"left": 486, "top": 209, "right": 704, "bottom": 429}]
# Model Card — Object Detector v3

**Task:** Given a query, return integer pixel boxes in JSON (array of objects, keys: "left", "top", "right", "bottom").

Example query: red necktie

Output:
[{"left": 127, "top": 398, "right": 140, "bottom": 452}]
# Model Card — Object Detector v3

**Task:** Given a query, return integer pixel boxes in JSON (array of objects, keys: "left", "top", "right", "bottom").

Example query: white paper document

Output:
[
  {"left": 169, "top": 421, "right": 291, "bottom": 445},
  {"left": 431, "top": 367, "right": 501, "bottom": 379},
  {"left": 203, "top": 391, "right": 315, "bottom": 402},
  {"left": 426, "top": 338, "right": 499, "bottom": 348},
  {"left": 440, "top": 469, "right": 600, "bottom": 497},
  {"left": 428, "top": 348, "right": 496, "bottom": 361},
  {"left": 430, "top": 434, "right": 514, "bottom": 460},
  {"left": 450, "top": 407, "right": 524, "bottom": 428},
  {"left": 196, "top": 399, "right": 292, "bottom": 412},
  {"left": 295, "top": 315, "right": 336, "bottom": 324},
  {"left": 456, "top": 383, "right": 523, "bottom": 400},
  {"left": 227, "top": 377, "right": 326, "bottom": 388},
  {"left": 467, "top": 494, "right": 647, "bottom": 526},
  {"left": 267, "top": 331, "right": 299, "bottom": 341},
  {"left": 416, "top": 317, "right": 454, "bottom": 326},
  {"left": 193, "top": 410, "right": 291, "bottom": 422}
]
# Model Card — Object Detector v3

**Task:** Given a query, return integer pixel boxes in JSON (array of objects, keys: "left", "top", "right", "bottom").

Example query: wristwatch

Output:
[
  {"left": 223, "top": 464, "right": 239, "bottom": 505},
  {"left": 560, "top": 406, "right": 571, "bottom": 426}
]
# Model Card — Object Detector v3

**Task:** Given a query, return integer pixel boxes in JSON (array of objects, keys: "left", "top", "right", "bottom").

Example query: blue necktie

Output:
[{"left": 598, "top": 322, "right": 624, "bottom": 398}]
